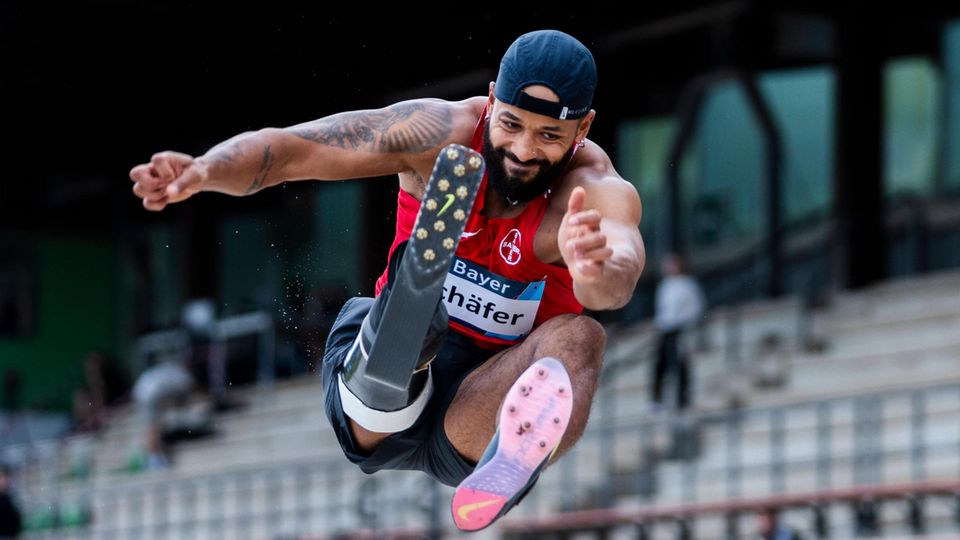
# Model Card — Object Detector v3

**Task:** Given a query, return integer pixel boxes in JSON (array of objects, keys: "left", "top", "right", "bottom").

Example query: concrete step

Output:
[
  {"left": 96, "top": 377, "right": 324, "bottom": 448},
  {"left": 699, "top": 297, "right": 806, "bottom": 352},
  {"left": 788, "top": 344, "right": 960, "bottom": 393},
  {"left": 811, "top": 313, "right": 960, "bottom": 359},
  {"left": 817, "top": 292, "right": 960, "bottom": 333},
  {"left": 823, "top": 270, "right": 960, "bottom": 322}
]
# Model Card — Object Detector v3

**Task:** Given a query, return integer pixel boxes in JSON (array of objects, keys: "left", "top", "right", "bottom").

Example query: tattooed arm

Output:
[
  {"left": 276, "top": 100, "right": 453, "bottom": 187},
  {"left": 129, "top": 99, "right": 464, "bottom": 211}
]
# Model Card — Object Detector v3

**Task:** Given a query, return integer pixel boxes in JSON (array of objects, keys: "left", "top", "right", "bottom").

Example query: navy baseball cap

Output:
[{"left": 495, "top": 30, "right": 597, "bottom": 120}]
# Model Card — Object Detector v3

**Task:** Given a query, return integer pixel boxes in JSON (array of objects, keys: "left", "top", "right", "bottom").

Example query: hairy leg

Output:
[{"left": 444, "top": 314, "right": 607, "bottom": 463}]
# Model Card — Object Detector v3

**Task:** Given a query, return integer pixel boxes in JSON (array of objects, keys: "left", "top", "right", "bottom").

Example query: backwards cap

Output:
[{"left": 494, "top": 29, "right": 597, "bottom": 120}]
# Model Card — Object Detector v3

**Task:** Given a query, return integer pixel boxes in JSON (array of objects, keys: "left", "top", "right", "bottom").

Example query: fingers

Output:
[
  {"left": 128, "top": 151, "right": 199, "bottom": 211},
  {"left": 567, "top": 209, "right": 602, "bottom": 228},
  {"left": 150, "top": 153, "right": 177, "bottom": 180},
  {"left": 566, "top": 186, "right": 586, "bottom": 216},
  {"left": 129, "top": 163, "right": 162, "bottom": 190},
  {"left": 130, "top": 165, "right": 166, "bottom": 211},
  {"left": 561, "top": 193, "right": 609, "bottom": 269},
  {"left": 163, "top": 151, "right": 203, "bottom": 200},
  {"left": 143, "top": 196, "right": 169, "bottom": 212},
  {"left": 565, "top": 232, "right": 613, "bottom": 262},
  {"left": 165, "top": 166, "right": 202, "bottom": 200}
]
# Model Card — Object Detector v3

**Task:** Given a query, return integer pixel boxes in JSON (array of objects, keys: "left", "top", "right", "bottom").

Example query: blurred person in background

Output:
[
  {"left": 0, "top": 465, "right": 21, "bottom": 539},
  {"left": 71, "top": 350, "right": 130, "bottom": 434},
  {"left": 651, "top": 252, "right": 704, "bottom": 412},
  {"left": 131, "top": 355, "right": 196, "bottom": 470}
]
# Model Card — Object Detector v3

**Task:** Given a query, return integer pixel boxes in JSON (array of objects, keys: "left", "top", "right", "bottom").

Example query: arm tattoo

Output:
[
  {"left": 210, "top": 141, "right": 245, "bottom": 166},
  {"left": 292, "top": 101, "right": 452, "bottom": 153},
  {"left": 207, "top": 131, "right": 255, "bottom": 166},
  {"left": 246, "top": 145, "right": 275, "bottom": 194}
]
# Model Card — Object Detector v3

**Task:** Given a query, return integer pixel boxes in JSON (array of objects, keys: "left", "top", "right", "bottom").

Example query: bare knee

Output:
[
  {"left": 568, "top": 315, "right": 606, "bottom": 348},
  {"left": 532, "top": 315, "right": 606, "bottom": 370}
]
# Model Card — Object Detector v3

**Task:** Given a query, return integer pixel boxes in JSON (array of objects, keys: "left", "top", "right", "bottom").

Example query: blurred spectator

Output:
[
  {"left": 651, "top": 252, "right": 705, "bottom": 411},
  {"left": 71, "top": 351, "right": 129, "bottom": 434},
  {"left": 752, "top": 333, "right": 790, "bottom": 389},
  {"left": 0, "top": 465, "right": 21, "bottom": 539},
  {"left": 132, "top": 356, "right": 196, "bottom": 470},
  {"left": 755, "top": 506, "right": 804, "bottom": 540},
  {"left": 182, "top": 299, "right": 233, "bottom": 411}
]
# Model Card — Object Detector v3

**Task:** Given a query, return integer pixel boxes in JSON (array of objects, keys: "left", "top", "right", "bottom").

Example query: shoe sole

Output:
[
  {"left": 451, "top": 357, "right": 573, "bottom": 531},
  {"left": 364, "top": 144, "right": 484, "bottom": 390}
]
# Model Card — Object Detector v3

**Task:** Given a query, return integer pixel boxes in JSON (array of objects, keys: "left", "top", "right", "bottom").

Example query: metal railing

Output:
[
  {"left": 14, "top": 377, "right": 960, "bottom": 539},
  {"left": 504, "top": 380, "right": 960, "bottom": 539}
]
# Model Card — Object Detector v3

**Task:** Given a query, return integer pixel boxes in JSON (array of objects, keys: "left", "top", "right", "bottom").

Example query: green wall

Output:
[{"left": 0, "top": 237, "right": 119, "bottom": 411}]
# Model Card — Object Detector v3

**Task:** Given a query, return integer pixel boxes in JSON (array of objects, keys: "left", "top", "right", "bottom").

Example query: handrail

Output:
[{"left": 499, "top": 479, "right": 960, "bottom": 534}]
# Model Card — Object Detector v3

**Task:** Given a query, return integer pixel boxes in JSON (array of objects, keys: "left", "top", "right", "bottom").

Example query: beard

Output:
[{"left": 482, "top": 124, "right": 575, "bottom": 205}]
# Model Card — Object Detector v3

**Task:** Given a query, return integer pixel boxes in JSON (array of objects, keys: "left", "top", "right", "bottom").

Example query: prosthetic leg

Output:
[{"left": 338, "top": 144, "right": 484, "bottom": 433}]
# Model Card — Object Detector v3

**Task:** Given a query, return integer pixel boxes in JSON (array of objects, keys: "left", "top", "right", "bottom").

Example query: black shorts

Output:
[{"left": 321, "top": 296, "right": 494, "bottom": 487}]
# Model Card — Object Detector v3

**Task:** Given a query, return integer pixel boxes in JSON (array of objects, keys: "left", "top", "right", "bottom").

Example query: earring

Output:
[{"left": 576, "top": 140, "right": 585, "bottom": 148}]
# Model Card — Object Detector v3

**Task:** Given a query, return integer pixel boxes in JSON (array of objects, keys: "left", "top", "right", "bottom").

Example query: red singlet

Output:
[{"left": 376, "top": 106, "right": 583, "bottom": 349}]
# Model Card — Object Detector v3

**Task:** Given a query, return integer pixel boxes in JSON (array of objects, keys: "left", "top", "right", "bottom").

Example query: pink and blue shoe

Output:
[{"left": 451, "top": 357, "right": 573, "bottom": 531}]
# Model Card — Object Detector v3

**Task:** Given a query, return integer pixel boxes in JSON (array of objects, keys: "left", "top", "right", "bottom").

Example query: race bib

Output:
[{"left": 442, "top": 257, "right": 544, "bottom": 342}]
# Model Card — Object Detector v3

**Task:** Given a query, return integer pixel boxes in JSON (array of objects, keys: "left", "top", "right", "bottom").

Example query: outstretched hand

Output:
[
  {"left": 558, "top": 186, "right": 613, "bottom": 284},
  {"left": 129, "top": 151, "right": 208, "bottom": 211}
]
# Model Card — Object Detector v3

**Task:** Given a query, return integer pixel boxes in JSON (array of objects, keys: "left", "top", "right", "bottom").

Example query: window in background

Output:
[
  {"left": 682, "top": 80, "right": 766, "bottom": 253},
  {"left": 617, "top": 117, "right": 675, "bottom": 265},
  {"left": 617, "top": 67, "right": 836, "bottom": 251},
  {"left": 884, "top": 58, "right": 942, "bottom": 198},
  {"left": 759, "top": 66, "right": 836, "bottom": 224}
]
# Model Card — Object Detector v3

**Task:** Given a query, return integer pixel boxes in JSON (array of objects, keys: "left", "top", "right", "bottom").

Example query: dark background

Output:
[
  {"left": 3, "top": 1, "right": 955, "bottom": 224},
  {"left": 1, "top": 0, "right": 901, "bottom": 231},
  {"left": 2, "top": 2, "right": 680, "bottom": 231}
]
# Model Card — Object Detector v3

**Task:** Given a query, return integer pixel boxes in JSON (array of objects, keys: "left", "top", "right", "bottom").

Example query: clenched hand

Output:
[{"left": 129, "top": 151, "right": 208, "bottom": 211}]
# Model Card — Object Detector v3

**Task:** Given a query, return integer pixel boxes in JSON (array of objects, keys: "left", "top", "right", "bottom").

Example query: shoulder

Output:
[
  {"left": 371, "top": 97, "right": 482, "bottom": 145},
  {"left": 552, "top": 141, "right": 642, "bottom": 223},
  {"left": 394, "top": 97, "right": 486, "bottom": 194},
  {"left": 443, "top": 96, "right": 489, "bottom": 144},
  {"left": 449, "top": 96, "right": 489, "bottom": 123},
  {"left": 392, "top": 96, "right": 485, "bottom": 159}
]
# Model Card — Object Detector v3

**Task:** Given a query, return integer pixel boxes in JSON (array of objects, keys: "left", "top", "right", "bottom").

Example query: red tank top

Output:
[{"left": 376, "top": 106, "right": 583, "bottom": 349}]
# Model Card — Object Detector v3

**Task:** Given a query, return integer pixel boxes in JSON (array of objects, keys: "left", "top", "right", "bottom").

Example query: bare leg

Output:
[
  {"left": 349, "top": 417, "right": 392, "bottom": 452},
  {"left": 444, "top": 314, "right": 606, "bottom": 463}
]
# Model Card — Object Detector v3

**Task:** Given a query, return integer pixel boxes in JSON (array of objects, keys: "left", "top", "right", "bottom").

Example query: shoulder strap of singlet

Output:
[{"left": 470, "top": 103, "right": 488, "bottom": 149}]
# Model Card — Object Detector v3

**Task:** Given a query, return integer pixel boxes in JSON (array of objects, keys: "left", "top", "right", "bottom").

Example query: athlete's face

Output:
[
  {"left": 484, "top": 84, "right": 594, "bottom": 204},
  {"left": 482, "top": 123, "right": 574, "bottom": 205}
]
